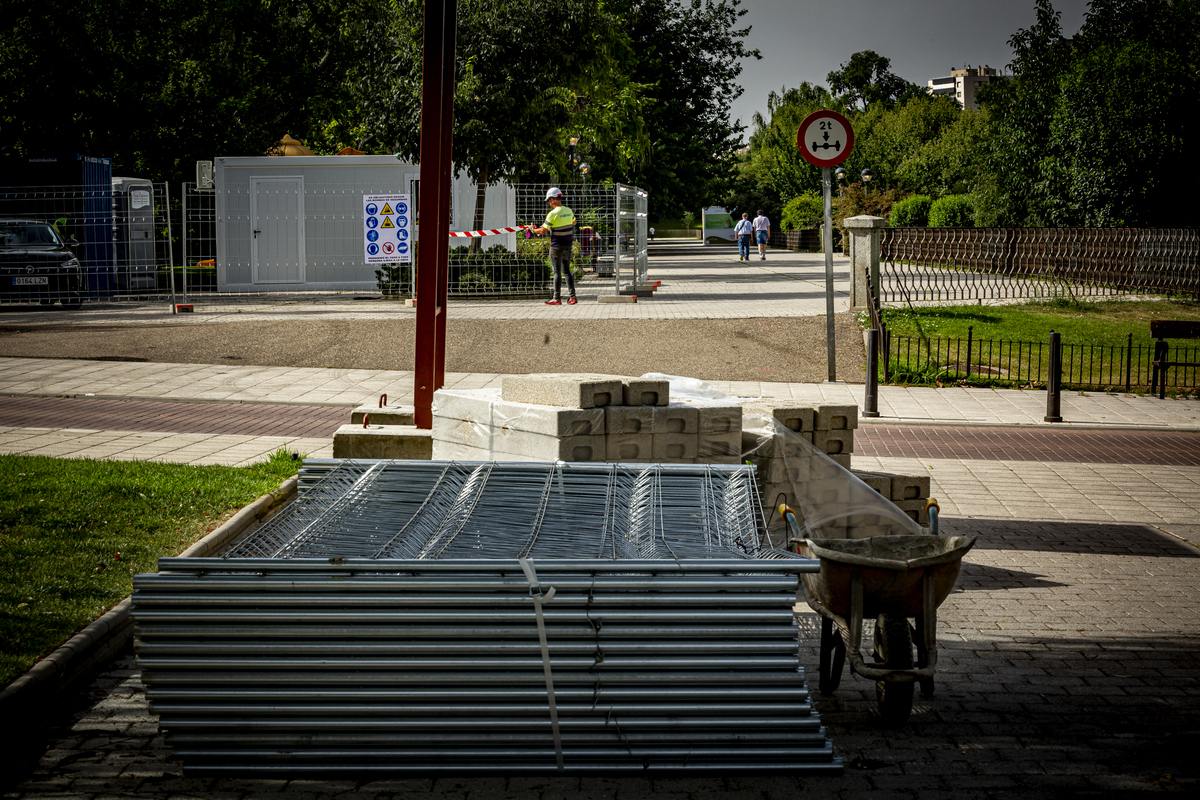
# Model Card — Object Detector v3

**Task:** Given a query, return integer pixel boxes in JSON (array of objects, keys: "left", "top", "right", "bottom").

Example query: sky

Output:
[{"left": 727, "top": 0, "right": 1091, "bottom": 132}]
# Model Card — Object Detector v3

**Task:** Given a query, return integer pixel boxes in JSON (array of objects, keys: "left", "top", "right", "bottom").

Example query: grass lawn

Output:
[
  {"left": 879, "top": 297, "right": 1200, "bottom": 345},
  {"left": 0, "top": 451, "right": 298, "bottom": 687},
  {"left": 874, "top": 297, "right": 1200, "bottom": 391}
]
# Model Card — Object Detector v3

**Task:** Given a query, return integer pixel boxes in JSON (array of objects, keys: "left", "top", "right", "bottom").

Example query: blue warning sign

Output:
[{"left": 363, "top": 193, "right": 412, "bottom": 264}]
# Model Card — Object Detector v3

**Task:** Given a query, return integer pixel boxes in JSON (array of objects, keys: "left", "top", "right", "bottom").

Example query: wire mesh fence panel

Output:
[
  {"left": 879, "top": 227, "right": 1200, "bottom": 305},
  {"left": 886, "top": 332, "right": 1199, "bottom": 392},
  {"left": 515, "top": 183, "right": 648, "bottom": 298},
  {"left": 0, "top": 183, "right": 174, "bottom": 305},
  {"left": 180, "top": 182, "right": 217, "bottom": 300}
]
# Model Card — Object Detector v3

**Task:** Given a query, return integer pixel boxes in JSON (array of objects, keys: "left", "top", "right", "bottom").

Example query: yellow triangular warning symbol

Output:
[
  {"left": 381, "top": 203, "right": 394, "bottom": 215},
  {"left": 381, "top": 217, "right": 395, "bottom": 229}
]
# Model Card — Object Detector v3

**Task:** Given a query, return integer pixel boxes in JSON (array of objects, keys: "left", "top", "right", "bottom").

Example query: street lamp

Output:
[
  {"left": 860, "top": 168, "right": 873, "bottom": 197},
  {"left": 578, "top": 162, "right": 591, "bottom": 182},
  {"left": 834, "top": 167, "right": 846, "bottom": 198}
]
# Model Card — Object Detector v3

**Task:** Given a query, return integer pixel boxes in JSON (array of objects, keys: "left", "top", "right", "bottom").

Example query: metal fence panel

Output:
[
  {"left": 1, "top": 183, "right": 174, "bottom": 305},
  {"left": 879, "top": 227, "right": 1200, "bottom": 304}
]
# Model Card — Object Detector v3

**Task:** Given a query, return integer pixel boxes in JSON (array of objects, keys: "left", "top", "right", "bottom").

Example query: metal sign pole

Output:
[{"left": 822, "top": 167, "right": 836, "bottom": 382}]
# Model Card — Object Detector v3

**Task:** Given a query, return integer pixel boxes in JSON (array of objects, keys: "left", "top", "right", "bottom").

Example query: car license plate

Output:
[{"left": 13, "top": 276, "right": 48, "bottom": 285}]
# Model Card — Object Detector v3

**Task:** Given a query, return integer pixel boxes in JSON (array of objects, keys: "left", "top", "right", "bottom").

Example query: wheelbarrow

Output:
[{"left": 781, "top": 503, "right": 975, "bottom": 725}]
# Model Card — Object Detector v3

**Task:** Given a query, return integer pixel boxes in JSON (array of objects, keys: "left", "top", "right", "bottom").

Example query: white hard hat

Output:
[{"left": 545, "top": 187, "right": 563, "bottom": 200}]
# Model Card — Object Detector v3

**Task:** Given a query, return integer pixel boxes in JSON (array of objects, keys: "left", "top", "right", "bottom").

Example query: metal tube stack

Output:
[{"left": 132, "top": 460, "right": 842, "bottom": 775}]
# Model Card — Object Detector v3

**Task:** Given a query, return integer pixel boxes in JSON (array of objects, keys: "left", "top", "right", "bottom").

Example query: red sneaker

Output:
[
  {"left": 545, "top": 299, "right": 562, "bottom": 305},
  {"left": 566, "top": 297, "right": 578, "bottom": 305}
]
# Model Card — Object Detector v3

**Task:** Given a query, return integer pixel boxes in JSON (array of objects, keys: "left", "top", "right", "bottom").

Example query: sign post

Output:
[{"left": 797, "top": 110, "right": 854, "bottom": 383}]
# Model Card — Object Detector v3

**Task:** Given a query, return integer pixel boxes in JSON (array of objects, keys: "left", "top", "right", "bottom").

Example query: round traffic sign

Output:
[
  {"left": 382, "top": 241, "right": 395, "bottom": 255},
  {"left": 797, "top": 110, "right": 854, "bottom": 168}
]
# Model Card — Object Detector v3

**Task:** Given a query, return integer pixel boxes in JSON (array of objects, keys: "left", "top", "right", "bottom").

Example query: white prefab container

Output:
[{"left": 214, "top": 156, "right": 515, "bottom": 292}]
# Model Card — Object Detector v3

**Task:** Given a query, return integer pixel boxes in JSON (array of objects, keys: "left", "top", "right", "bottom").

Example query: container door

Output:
[{"left": 250, "top": 177, "right": 305, "bottom": 284}]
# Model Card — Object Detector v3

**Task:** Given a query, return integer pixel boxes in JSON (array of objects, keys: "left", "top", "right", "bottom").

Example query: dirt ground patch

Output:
[{"left": 0, "top": 315, "right": 867, "bottom": 384}]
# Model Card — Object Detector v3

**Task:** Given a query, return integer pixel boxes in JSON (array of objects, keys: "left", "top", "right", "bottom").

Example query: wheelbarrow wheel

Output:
[
  {"left": 818, "top": 617, "right": 846, "bottom": 694},
  {"left": 873, "top": 613, "right": 914, "bottom": 726}
]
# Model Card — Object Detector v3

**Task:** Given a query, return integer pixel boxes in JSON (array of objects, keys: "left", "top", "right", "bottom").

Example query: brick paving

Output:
[
  {"left": 5, "top": 518, "right": 1197, "bottom": 799},
  {"left": 856, "top": 424, "right": 1200, "bottom": 467},
  {"left": 0, "top": 396, "right": 347, "bottom": 439}
]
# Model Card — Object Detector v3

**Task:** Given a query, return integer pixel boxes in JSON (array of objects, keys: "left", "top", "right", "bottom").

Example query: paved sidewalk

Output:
[
  {"left": 0, "top": 242, "right": 850, "bottom": 323},
  {"left": 3, "top": 357, "right": 1197, "bottom": 428}
]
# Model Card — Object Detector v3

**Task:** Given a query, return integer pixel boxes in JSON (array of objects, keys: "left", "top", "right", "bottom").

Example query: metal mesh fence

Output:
[
  {"left": 514, "top": 183, "right": 648, "bottom": 296},
  {"left": 1, "top": 183, "right": 175, "bottom": 306},
  {"left": 879, "top": 226, "right": 1200, "bottom": 304}
]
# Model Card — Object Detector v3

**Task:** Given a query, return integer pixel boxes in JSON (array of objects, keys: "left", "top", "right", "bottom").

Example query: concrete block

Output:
[
  {"left": 623, "top": 379, "right": 670, "bottom": 406},
  {"left": 606, "top": 405, "right": 654, "bottom": 435},
  {"left": 501, "top": 374, "right": 623, "bottom": 409},
  {"left": 806, "top": 476, "right": 853, "bottom": 506},
  {"left": 814, "top": 404, "right": 859, "bottom": 431},
  {"left": 652, "top": 433, "right": 698, "bottom": 461},
  {"left": 744, "top": 401, "right": 815, "bottom": 433},
  {"left": 696, "top": 432, "right": 742, "bottom": 461},
  {"left": 491, "top": 428, "right": 606, "bottom": 462},
  {"left": 894, "top": 498, "right": 931, "bottom": 525},
  {"left": 696, "top": 405, "right": 742, "bottom": 435},
  {"left": 652, "top": 404, "right": 698, "bottom": 434},
  {"left": 852, "top": 470, "right": 893, "bottom": 498},
  {"left": 332, "top": 425, "right": 433, "bottom": 460},
  {"left": 829, "top": 453, "right": 852, "bottom": 470},
  {"left": 606, "top": 433, "right": 653, "bottom": 462},
  {"left": 351, "top": 403, "right": 416, "bottom": 426},
  {"left": 889, "top": 473, "right": 931, "bottom": 502},
  {"left": 493, "top": 399, "right": 605, "bottom": 437},
  {"left": 813, "top": 429, "right": 854, "bottom": 456},
  {"left": 597, "top": 294, "right": 636, "bottom": 303}
]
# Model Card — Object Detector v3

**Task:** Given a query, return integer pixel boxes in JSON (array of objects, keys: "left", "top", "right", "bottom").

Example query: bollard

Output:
[
  {"left": 863, "top": 329, "right": 880, "bottom": 418},
  {"left": 1045, "top": 330, "right": 1062, "bottom": 422},
  {"left": 965, "top": 325, "right": 973, "bottom": 379},
  {"left": 1125, "top": 332, "right": 1133, "bottom": 393}
]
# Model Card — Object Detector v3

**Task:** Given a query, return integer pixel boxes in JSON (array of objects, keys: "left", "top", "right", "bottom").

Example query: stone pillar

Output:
[{"left": 844, "top": 215, "right": 885, "bottom": 311}]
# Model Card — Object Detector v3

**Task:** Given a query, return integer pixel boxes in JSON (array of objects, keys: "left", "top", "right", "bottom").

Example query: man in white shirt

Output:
[
  {"left": 734, "top": 212, "right": 753, "bottom": 261},
  {"left": 752, "top": 210, "right": 771, "bottom": 260}
]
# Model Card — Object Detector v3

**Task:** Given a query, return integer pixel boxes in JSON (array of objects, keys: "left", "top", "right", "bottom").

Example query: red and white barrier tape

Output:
[{"left": 448, "top": 224, "right": 533, "bottom": 238}]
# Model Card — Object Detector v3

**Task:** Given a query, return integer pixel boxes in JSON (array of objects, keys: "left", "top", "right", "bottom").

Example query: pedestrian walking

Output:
[
  {"left": 531, "top": 187, "right": 577, "bottom": 305},
  {"left": 752, "top": 210, "right": 771, "bottom": 260},
  {"left": 734, "top": 212, "right": 753, "bottom": 261},
  {"left": 649, "top": 226, "right": 655, "bottom": 241}
]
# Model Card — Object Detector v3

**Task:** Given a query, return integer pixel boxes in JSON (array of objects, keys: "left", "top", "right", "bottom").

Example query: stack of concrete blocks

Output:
[
  {"left": 851, "top": 470, "right": 934, "bottom": 526},
  {"left": 742, "top": 400, "right": 858, "bottom": 510},
  {"left": 331, "top": 400, "right": 433, "bottom": 460},
  {"left": 430, "top": 374, "right": 743, "bottom": 465}
]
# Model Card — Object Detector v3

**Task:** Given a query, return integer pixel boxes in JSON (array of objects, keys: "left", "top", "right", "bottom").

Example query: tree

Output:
[
  {"left": 974, "top": 0, "right": 1194, "bottom": 226},
  {"left": 612, "top": 0, "right": 761, "bottom": 220},
  {"left": 0, "top": 0, "right": 380, "bottom": 183},
  {"left": 826, "top": 50, "right": 924, "bottom": 112}
]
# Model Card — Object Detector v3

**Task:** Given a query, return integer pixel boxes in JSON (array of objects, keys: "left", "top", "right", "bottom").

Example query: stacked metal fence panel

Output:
[
  {"left": 879, "top": 226, "right": 1200, "bottom": 304},
  {"left": 132, "top": 460, "right": 839, "bottom": 775},
  {"left": 133, "top": 559, "right": 833, "bottom": 775}
]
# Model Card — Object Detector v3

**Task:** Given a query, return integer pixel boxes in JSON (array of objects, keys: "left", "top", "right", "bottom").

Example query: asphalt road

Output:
[{"left": 0, "top": 315, "right": 867, "bottom": 384}]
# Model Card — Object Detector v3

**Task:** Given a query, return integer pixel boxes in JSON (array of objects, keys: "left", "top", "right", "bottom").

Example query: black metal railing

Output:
[{"left": 884, "top": 329, "right": 1199, "bottom": 392}]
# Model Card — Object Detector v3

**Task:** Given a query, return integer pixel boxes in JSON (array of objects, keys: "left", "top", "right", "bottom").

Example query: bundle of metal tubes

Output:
[{"left": 132, "top": 460, "right": 842, "bottom": 774}]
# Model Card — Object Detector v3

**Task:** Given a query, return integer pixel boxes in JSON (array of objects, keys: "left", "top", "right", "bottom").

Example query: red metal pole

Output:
[{"left": 414, "top": 0, "right": 457, "bottom": 429}]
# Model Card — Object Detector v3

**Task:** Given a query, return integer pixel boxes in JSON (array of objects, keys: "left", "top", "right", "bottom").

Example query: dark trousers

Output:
[{"left": 550, "top": 245, "right": 575, "bottom": 299}]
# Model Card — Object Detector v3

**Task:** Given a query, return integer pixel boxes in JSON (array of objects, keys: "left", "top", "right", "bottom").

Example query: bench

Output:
[{"left": 1150, "top": 320, "right": 1200, "bottom": 399}]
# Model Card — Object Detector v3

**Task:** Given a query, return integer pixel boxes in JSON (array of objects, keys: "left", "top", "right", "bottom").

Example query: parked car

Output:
[{"left": 0, "top": 219, "right": 84, "bottom": 309}]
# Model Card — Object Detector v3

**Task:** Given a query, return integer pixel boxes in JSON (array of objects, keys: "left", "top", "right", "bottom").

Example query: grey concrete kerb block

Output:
[
  {"left": 332, "top": 425, "right": 434, "bottom": 459},
  {"left": 0, "top": 475, "right": 298, "bottom": 717}
]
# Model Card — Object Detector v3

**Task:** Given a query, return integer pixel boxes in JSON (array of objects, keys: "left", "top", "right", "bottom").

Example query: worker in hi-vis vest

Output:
[{"left": 530, "top": 187, "right": 577, "bottom": 305}]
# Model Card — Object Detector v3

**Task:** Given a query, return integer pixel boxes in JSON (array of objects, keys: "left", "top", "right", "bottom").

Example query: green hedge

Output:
[
  {"left": 781, "top": 193, "right": 823, "bottom": 232},
  {"left": 889, "top": 195, "right": 933, "bottom": 227},
  {"left": 928, "top": 194, "right": 975, "bottom": 228}
]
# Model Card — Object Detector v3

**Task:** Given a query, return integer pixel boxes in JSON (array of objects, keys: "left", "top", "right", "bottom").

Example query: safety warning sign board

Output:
[{"left": 363, "top": 194, "right": 412, "bottom": 264}]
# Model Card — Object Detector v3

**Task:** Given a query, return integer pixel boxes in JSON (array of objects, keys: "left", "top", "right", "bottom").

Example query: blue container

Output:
[{"left": 0, "top": 153, "right": 115, "bottom": 297}]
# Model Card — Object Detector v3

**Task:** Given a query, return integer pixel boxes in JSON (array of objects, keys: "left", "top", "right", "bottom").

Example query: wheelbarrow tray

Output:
[{"left": 801, "top": 535, "right": 976, "bottom": 620}]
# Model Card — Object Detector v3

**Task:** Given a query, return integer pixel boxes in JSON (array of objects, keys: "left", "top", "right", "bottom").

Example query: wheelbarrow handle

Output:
[{"left": 779, "top": 504, "right": 804, "bottom": 553}]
